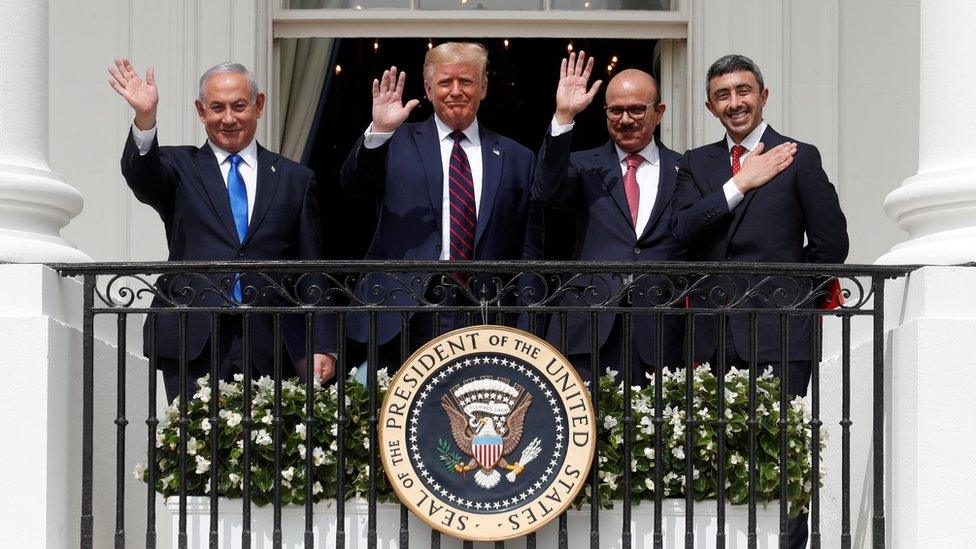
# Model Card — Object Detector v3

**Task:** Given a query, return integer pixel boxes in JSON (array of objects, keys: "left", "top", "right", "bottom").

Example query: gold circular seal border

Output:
[{"left": 378, "top": 325, "right": 596, "bottom": 542}]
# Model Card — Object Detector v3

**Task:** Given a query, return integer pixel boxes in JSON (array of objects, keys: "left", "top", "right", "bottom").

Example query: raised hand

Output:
[
  {"left": 371, "top": 66, "right": 420, "bottom": 133},
  {"left": 107, "top": 58, "right": 159, "bottom": 130},
  {"left": 733, "top": 141, "right": 799, "bottom": 193},
  {"left": 555, "top": 51, "right": 602, "bottom": 125}
]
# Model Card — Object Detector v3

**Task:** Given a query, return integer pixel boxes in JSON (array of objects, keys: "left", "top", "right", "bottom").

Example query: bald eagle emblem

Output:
[{"left": 439, "top": 377, "right": 543, "bottom": 490}]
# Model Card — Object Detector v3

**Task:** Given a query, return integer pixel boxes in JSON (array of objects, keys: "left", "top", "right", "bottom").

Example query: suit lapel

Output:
[
  {"left": 475, "top": 128, "right": 503, "bottom": 250},
  {"left": 726, "top": 126, "right": 785, "bottom": 242},
  {"left": 638, "top": 146, "right": 677, "bottom": 241},
  {"left": 193, "top": 143, "right": 239, "bottom": 244},
  {"left": 243, "top": 145, "right": 281, "bottom": 246},
  {"left": 595, "top": 143, "right": 633, "bottom": 227},
  {"left": 414, "top": 118, "right": 444, "bottom": 234}
]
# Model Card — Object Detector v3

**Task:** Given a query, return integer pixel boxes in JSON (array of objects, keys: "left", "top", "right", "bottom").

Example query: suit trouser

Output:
[
  {"left": 713, "top": 334, "right": 811, "bottom": 549},
  {"left": 157, "top": 319, "right": 244, "bottom": 403},
  {"left": 566, "top": 315, "right": 654, "bottom": 388}
]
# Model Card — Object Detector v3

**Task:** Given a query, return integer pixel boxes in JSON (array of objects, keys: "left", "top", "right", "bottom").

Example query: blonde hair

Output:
[{"left": 423, "top": 42, "right": 488, "bottom": 84}]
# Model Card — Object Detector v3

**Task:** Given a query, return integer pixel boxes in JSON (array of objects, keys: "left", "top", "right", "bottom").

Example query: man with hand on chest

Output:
[
  {"left": 533, "top": 52, "right": 686, "bottom": 384},
  {"left": 110, "top": 59, "right": 336, "bottom": 402},
  {"left": 669, "top": 54, "right": 848, "bottom": 549}
]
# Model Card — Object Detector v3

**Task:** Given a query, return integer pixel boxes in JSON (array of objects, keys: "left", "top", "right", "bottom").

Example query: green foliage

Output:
[{"left": 139, "top": 366, "right": 821, "bottom": 516}]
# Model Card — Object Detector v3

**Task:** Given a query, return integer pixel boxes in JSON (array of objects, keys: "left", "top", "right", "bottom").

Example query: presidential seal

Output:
[{"left": 379, "top": 326, "right": 596, "bottom": 542}]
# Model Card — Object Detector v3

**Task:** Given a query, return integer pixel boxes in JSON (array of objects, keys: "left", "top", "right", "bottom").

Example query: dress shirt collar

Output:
[
  {"left": 725, "top": 120, "right": 767, "bottom": 154},
  {"left": 209, "top": 139, "right": 258, "bottom": 169},
  {"left": 614, "top": 139, "right": 660, "bottom": 167},
  {"left": 434, "top": 115, "right": 481, "bottom": 148}
]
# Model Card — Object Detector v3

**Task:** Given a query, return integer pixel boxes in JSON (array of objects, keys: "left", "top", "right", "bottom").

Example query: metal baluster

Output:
[
  {"left": 399, "top": 312, "right": 411, "bottom": 549},
  {"left": 304, "top": 312, "right": 315, "bottom": 548},
  {"left": 810, "top": 313, "right": 823, "bottom": 549},
  {"left": 841, "top": 314, "right": 851, "bottom": 549},
  {"left": 683, "top": 314, "right": 695, "bottom": 548},
  {"left": 716, "top": 313, "right": 727, "bottom": 549},
  {"left": 242, "top": 314, "right": 253, "bottom": 549},
  {"left": 779, "top": 315, "right": 789, "bottom": 548},
  {"left": 209, "top": 314, "right": 221, "bottom": 548},
  {"left": 558, "top": 311, "right": 569, "bottom": 549},
  {"left": 872, "top": 278, "right": 886, "bottom": 548},
  {"left": 368, "top": 312, "right": 379, "bottom": 549},
  {"left": 177, "top": 312, "right": 188, "bottom": 549},
  {"left": 336, "top": 313, "right": 347, "bottom": 548},
  {"left": 81, "top": 274, "right": 94, "bottom": 548},
  {"left": 589, "top": 312, "right": 600, "bottom": 548},
  {"left": 747, "top": 314, "right": 758, "bottom": 549},
  {"left": 146, "top": 314, "right": 158, "bottom": 549},
  {"left": 653, "top": 312, "right": 664, "bottom": 549},
  {"left": 273, "top": 314, "right": 284, "bottom": 548},
  {"left": 621, "top": 312, "right": 633, "bottom": 549},
  {"left": 116, "top": 313, "right": 128, "bottom": 549}
]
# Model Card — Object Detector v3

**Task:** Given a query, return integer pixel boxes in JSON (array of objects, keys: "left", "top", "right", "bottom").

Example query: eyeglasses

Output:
[{"left": 605, "top": 103, "right": 657, "bottom": 121}]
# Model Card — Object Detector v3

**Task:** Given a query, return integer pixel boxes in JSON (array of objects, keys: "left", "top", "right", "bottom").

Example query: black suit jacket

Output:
[
  {"left": 533, "top": 130, "right": 685, "bottom": 366},
  {"left": 121, "top": 133, "right": 335, "bottom": 375},
  {"left": 339, "top": 117, "right": 543, "bottom": 345},
  {"left": 669, "top": 125, "right": 848, "bottom": 362}
]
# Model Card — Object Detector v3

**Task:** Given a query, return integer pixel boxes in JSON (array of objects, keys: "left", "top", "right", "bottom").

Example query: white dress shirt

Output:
[
  {"left": 721, "top": 120, "right": 768, "bottom": 211},
  {"left": 362, "top": 116, "right": 485, "bottom": 260},
  {"left": 131, "top": 125, "right": 259, "bottom": 222},
  {"left": 550, "top": 116, "right": 661, "bottom": 236}
]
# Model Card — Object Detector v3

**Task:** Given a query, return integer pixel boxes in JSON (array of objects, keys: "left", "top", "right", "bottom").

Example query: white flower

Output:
[
  {"left": 187, "top": 437, "right": 198, "bottom": 456},
  {"left": 313, "top": 447, "right": 326, "bottom": 467},
  {"left": 603, "top": 416, "right": 618, "bottom": 430},
  {"left": 281, "top": 467, "right": 295, "bottom": 482},
  {"left": 298, "top": 444, "right": 307, "bottom": 459},
  {"left": 295, "top": 423, "right": 307, "bottom": 437},
  {"left": 730, "top": 453, "right": 743, "bottom": 466},
  {"left": 229, "top": 473, "right": 242, "bottom": 487},
  {"left": 262, "top": 413, "right": 273, "bottom": 425},
  {"left": 193, "top": 386, "right": 211, "bottom": 403},
  {"left": 253, "top": 429, "right": 272, "bottom": 446},
  {"left": 233, "top": 373, "right": 244, "bottom": 382},
  {"left": 644, "top": 478, "right": 655, "bottom": 491},
  {"left": 133, "top": 463, "right": 147, "bottom": 480},
  {"left": 313, "top": 481, "right": 323, "bottom": 495},
  {"left": 200, "top": 418, "right": 211, "bottom": 434},
  {"left": 671, "top": 446, "right": 685, "bottom": 460},
  {"left": 606, "top": 369, "right": 618, "bottom": 381},
  {"left": 644, "top": 447, "right": 655, "bottom": 460},
  {"left": 195, "top": 455, "right": 210, "bottom": 475},
  {"left": 224, "top": 411, "right": 242, "bottom": 428},
  {"left": 155, "top": 431, "right": 165, "bottom": 448}
]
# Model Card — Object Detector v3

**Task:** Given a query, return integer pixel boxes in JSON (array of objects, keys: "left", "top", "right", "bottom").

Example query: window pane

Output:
[
  {"left": 418, "top": 0, "right": 543, "bottom": 9},
  {"left": 551, "top": 0, "right": 672, "bottom": 9},
  {"left": 283, "top": 0, "right": 410, "bottom": 8}
]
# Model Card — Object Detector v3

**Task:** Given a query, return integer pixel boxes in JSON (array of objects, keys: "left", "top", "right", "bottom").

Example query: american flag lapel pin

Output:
[
  {"left": 493, "top": 147, "right": 501, "bottom": 156},
  {"left": 675, "top": 165, "right": 679, "bottom": 172},
  {"left": 271, "top": 165, "right": 276, "bottom": 173}
]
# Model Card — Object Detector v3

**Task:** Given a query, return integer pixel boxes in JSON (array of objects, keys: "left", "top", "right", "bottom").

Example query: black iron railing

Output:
[{"left": 55, "top": 260, "right": 917, "bottom": 549}]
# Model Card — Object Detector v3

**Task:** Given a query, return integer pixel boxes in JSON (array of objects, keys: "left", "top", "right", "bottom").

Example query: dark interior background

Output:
[{"left": 305, "top": 37, "right": 660, "bottom": 260}]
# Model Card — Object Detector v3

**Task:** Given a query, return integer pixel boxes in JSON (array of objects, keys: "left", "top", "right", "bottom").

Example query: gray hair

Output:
[
  {"left": 705, "top": 54, "right": 764, "bottom": 97},
  {"left": 198, "top": 62, "right": 260, "bottom": 103}
]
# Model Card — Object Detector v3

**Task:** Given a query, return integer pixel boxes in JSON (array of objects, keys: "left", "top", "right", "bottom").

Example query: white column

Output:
[
  {"left": 0, "top": 0, "right": 88, "bottom": 262},
  {"left": 878, "top": 0, "right": 976, "bottom": 264}
]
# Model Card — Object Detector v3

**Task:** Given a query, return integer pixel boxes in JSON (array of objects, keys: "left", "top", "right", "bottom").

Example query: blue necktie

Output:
[{"left": 227, "top": 154, "right": 248, "bottom": 302}]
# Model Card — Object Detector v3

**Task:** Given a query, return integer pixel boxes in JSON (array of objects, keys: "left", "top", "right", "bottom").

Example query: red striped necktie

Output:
[{"left": 448, "top": 130, "right": 476, "bottom": 261}]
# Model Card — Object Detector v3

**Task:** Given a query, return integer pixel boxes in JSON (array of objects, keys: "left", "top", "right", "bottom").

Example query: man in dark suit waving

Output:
[
  {"left": 109, "top": 59, "right": 335, "bottom": 401},
  {"left": 340, "top": 42, "right": 542, "bottom": 370},
  {"left": 669, "top": 54, "right": 848, "bottom": 548},
  {"left": 533, "top": 52, "right": 685, "bottom": 383}
]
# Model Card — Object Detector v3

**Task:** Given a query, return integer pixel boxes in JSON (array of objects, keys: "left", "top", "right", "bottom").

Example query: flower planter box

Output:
[{"left": 168, "top": 496, "right": 780, "bottom": 548}]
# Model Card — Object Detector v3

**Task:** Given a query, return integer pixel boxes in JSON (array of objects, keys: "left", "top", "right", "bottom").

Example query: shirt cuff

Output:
[
  {"left": 723, "top": 178, "right": 745, "bottom": 210},
  {"left": 131, "top": 125, "right": 157, "bottom": 156},
  {"left": 363, "top": 123, "right": 395, "bottom": 149},
  {"left": 550, "top": 116, "right": 575, "bottom": 137}
]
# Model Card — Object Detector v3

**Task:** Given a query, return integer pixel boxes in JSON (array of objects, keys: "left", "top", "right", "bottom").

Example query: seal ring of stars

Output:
[{"left": 408, "top": 354, "right": 568, "bottom": 514}]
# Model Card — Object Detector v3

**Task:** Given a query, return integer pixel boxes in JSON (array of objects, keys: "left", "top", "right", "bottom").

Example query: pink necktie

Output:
[
  {"left": 623, "top": 154, "right": 644, "bottom": 228},
  {"left": 731, "top": 144, "right": 747, "bottom": 175}
]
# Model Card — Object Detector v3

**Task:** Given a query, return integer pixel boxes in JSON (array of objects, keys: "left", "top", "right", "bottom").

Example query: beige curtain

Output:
[{"left": 277, "top": 36, "right": 335, "bottom": 162}]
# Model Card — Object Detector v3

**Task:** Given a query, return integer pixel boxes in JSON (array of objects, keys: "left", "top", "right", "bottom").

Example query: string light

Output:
[
  {"left": 503, "top": 39, "right": 509, "bottom": 48},
  {"left": 567, "top": 42, "right": 574, "bottom": 52},
  {"left": 335, "top": 65, "right": 342, "bottom": 75},
  {"left": 373, "top": 39, "right": 379, "bottom": 52},
  {"left": 607, "top": 64, "right": 614, "bottom": 74},
  {"left": 611, "top": 55, "right": 618, "bottom": 64},
  {"left": 428, "top": 39, "right": 434, "bottom": 50}
]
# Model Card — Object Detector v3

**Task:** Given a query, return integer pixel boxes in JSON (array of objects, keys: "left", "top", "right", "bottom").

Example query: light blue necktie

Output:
[{"left": 227, "top": 154, "right": 248, "bottom": 302}]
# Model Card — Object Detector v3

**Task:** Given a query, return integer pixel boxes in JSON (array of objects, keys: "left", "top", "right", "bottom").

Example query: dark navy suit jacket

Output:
[
  {"left": 121, "top": 134, "right": 335, "bottom": 375},
  {"left": 669, "top": 125, "right": 849, "bottom": 363},
  {"left": 533, "top": 130, "right": 685, "bottom": 366},
  {"left": 339, "top": 117, "right": 543, "bottom": 345}
]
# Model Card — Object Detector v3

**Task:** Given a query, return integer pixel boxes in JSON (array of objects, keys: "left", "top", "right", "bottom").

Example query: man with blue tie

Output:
[
  {"left": 532, "top": 52, "right": 685, "bottom": 384},
  {"left": 340, "top": 42, "right": 542, "bottom": 372},
  {"left": 109, "top": 59, "right": 336, "bottom": 401}
]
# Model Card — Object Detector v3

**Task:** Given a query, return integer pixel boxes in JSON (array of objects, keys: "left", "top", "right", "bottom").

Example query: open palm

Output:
[
  {"left": 555, "top": 51, "right": 602, "bottom": 119},
  {"left": 371, "top": 66, "right": 420, "bottom": 133},
  {"left": 108, "top": 58, "right": 158, "bottom": 117}
]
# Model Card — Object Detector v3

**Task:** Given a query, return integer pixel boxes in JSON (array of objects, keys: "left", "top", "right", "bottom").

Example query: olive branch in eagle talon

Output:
[{"left": 439, "top": 378, "right": 542, "bottom": 490}]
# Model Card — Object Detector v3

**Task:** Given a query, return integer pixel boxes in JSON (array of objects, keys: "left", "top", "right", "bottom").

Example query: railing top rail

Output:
[{"left": 50, "top": 260, "right": 922, "bottom": 278}]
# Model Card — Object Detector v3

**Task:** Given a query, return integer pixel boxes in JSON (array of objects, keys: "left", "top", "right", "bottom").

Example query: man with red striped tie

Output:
[{"left": 340, "top": 42, "right": 542, "bottom": 372}]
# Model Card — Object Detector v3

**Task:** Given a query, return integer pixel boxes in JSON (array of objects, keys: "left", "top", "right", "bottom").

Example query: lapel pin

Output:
[
  {"left": 271, "top": 165, "right": 276, "bottom": 173},
  {"left": 493, "top": 147, "right": 501, "bottom": 156},
  {"left": 675, "top": 166, "right": 679, "bottom": 172}
]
